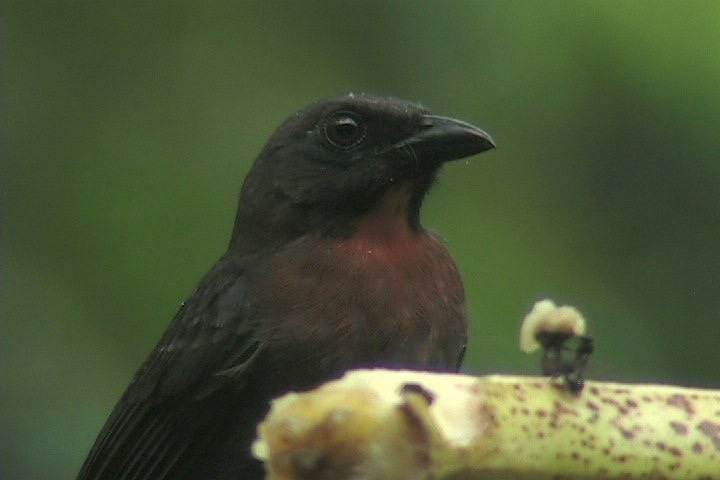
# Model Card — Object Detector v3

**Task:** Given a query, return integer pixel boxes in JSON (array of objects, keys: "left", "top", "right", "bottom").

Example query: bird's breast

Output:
[{"left": 252, "top": 230, "right": 467, "bottom": 377}]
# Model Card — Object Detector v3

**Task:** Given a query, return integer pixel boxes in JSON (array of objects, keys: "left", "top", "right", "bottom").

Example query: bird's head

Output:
[{"left": 232, "top": 94, "right": 495, "bottom": 248}]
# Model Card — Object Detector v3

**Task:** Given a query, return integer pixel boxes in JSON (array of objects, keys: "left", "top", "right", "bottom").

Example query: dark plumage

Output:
[{"left": 78, "top": 94, "right": 495, "bottom": 480}]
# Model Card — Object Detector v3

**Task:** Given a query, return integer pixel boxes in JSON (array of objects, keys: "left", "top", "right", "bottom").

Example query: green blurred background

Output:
[{"left": 3, "top": 1, "right": 720, "bottom": 478}]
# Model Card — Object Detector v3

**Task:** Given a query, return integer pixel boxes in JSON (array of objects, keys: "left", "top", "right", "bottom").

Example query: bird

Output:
[{"left": 77, "top": 94, "right": 495, "bottom": 480}]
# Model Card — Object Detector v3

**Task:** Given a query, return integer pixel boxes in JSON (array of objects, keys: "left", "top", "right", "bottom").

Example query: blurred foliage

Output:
[{"left": 3, "top": 1, "right": 719, "bottom": 478}]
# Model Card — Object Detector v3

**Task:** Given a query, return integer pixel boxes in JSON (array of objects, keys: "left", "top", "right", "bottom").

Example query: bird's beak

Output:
[{"left": 400, "top": 114, "right": 496, "bottom": 163}]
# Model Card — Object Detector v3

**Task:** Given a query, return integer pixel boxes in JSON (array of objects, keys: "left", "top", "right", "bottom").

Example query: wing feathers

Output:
[{"left": 78, "top": 258, "right": 260, "bottom": 480}]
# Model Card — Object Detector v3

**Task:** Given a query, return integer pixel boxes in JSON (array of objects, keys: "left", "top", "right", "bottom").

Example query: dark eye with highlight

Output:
[{"left": 323, "top": 111, "right": 366, "bottom": 149}]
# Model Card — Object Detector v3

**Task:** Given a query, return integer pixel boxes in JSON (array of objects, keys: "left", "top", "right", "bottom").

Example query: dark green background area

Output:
[{"left": 3, "top": 1, "right": 719, "bottom": 478}]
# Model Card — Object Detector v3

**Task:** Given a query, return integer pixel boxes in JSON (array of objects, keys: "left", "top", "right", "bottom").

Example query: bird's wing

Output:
[{"left": 78, "top": 255, "right": 261, "bottom": 480}]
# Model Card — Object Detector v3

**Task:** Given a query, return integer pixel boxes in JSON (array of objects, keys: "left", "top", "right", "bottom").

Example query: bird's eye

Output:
[{"left": 323, "top": 112, "right": 366, "bottom": 149}]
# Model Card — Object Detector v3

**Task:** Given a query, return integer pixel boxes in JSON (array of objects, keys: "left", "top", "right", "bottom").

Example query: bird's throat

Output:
[{"left": 342, "top": 187, "right": 423, "bottom": 265}]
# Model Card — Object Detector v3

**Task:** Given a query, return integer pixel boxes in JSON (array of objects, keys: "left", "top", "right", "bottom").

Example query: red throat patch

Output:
[
  {"left": 255, "top": 191, "right": 467, "bottom": 369},
  {"left": 341, "top": 187, "right": 421, "bottom": 265}
]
